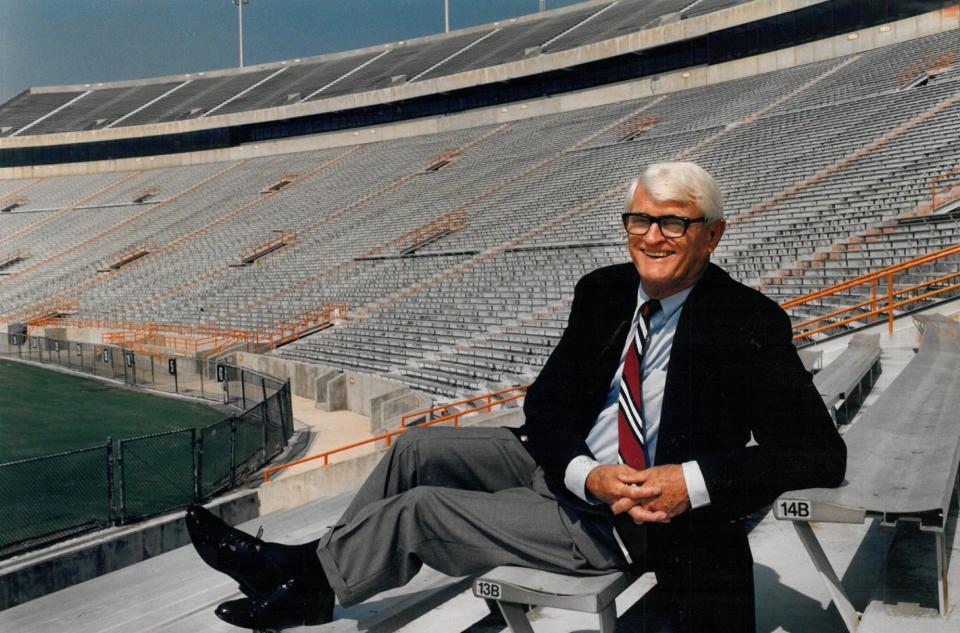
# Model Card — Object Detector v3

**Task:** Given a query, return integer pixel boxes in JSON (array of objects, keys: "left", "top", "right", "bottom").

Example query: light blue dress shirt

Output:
[{"left": 562, "top": 282, "right": 711, "bottom": 510}]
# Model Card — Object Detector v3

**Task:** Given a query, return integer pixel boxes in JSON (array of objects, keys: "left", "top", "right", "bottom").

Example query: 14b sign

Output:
[{"left": 778, "top": 500, "right": 811, "bottom": 519}]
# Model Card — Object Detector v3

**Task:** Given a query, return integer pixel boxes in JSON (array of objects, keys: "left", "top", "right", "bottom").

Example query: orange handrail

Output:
[
  {"left": 395, "top": 211, "right": 467, "bottom": 254},
  {"left": 104, "top": 241, "right": 154, "bottom": 270},
  {"left": 16, "top": 299, "right": 80, "bottom": 325},
  {"left": 248, "top": 302, "right": 347, "bottom": 352},
  {"left": 263, "top": 386, "right": 528, "bottom": 482},
  {"left": 0, "top": 248, "right": 29, "bottom": 262},
  {"left": 895, "top": 48, "right": 958, "bottom": 86},
  {"left": 236, "top": 230, "right": 297, "bottom": 265},
  {"left": 783, "top": 243, "right": 960, "bottom": 340},
  {"left": 932, "top": 168, "right": 960, "bottom": 208},
  {"left": 399, "top": 383, "right": 530, "bottom": 428},
  {"left": 52, "top": 316, "right": 252, "bottom": 340}
]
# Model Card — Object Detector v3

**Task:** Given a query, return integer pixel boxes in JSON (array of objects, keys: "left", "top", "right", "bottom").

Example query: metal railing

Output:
[
  {"left": 263, "top": 384, "right": 527, "bottom": 482},
  {"left": 783, "top": 243, "right": 960, "bottom": 341},
  {"left": 0, "top": 336, "right": 293, "bottom": 558}
]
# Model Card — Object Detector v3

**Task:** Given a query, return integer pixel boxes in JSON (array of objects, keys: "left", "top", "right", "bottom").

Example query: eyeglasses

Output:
[{"left": 621, "top": 212, "right": 707, "bottom": 238}]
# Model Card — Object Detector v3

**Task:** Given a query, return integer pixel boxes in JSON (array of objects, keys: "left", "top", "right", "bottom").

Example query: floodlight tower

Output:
[{"left": 233, "top": 0, "right": 250, "bottom": 67}]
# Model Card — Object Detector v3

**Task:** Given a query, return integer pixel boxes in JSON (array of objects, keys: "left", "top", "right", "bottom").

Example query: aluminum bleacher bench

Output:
[
  {"left": 774, "top": 316, "right": 960, "bottom": 632},
  {"left": 797, "top": 348, "right": 823, "bottom": 373},
  {"left": 812, "top": 332, "right": 881, "bottom": 424},
  {"left": 472, "top": 567, "right": 640, "bottom": 633}
]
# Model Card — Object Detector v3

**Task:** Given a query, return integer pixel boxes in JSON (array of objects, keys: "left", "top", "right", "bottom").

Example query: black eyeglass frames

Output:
[{"left": 621, "top": 213, "right": 707, "bottom": 238}]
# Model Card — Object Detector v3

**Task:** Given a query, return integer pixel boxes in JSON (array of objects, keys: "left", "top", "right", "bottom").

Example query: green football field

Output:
[{"left": 0, "top": 357, "right": 226, "bottom": 463}]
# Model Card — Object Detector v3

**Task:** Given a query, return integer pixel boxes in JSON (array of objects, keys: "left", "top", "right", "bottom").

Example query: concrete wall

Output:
[
  {"left": 0, "top": 490, "right": 258, "bottom": 611},
  {"left": 232, "top": 352, "right": 332, "bottom": 400},
  {"left": 371, "top": 389, "right": 430, "bottom": 434},
  {"left": 232, "top": 352, "right": 430, "bottom": 421}
]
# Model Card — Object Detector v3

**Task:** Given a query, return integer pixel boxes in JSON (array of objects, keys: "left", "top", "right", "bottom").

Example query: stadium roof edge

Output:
[
  {"left": 1, "top": 4, "right": 955, "bottom": 180},
  {"left": 0, "top": 0, "right": 828, "bottom": 149},
  {"left": 23, "top": 0, "right": 616, "bottom": 95}
]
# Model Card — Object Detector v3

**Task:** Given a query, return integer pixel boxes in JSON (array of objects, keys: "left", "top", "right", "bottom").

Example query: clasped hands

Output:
[{"left": 585, "top": 463, "right": 690, "bottom": 524}]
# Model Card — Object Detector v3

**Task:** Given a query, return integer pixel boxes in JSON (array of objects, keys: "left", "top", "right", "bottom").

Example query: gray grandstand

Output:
[{"left": 1, "top": 0, "right": 960, "bottom": 630}]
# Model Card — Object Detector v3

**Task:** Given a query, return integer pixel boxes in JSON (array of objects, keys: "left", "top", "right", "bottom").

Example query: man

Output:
[{"left": 187, "top": 161, "right": 846, "bottom": 632}]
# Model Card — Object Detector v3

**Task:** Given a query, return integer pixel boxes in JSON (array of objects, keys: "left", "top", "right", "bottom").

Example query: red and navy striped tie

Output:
[{"left": 618, "top": 299, "right": 661, "bottom": 470}]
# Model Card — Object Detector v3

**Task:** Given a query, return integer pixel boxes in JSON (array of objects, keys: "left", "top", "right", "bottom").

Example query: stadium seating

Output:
[
  {"left": 1, "top": 24, "right": 958, "bottom": 397},
  {"left": 775, "top": 315, "right": 960, "bottom": 629}
]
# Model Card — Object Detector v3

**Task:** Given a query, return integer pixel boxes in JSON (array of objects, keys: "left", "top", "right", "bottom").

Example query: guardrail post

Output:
[
  {"left": 229, "top": 416, "right": 237, "bottom": 487},
  {"left": 240, "top": 369, "right": 248, "bottom": 410},
  {"left": 193, "top": 428, "right": 201, "bottom": 503},
  {"left": 106, "top": 438, "right": 116, "bottom": 525},
  {"left": 886, "top": 271, "right": 895, "bottom": 334},
  {"left": 261, "top": 401, "right": 269, "bottom": 463},
  {"left": 223, "top": 368, "right": 230, "bottom": 404},
  {"left": 118, "top": 440, "right": 127, "bottom": 524}
]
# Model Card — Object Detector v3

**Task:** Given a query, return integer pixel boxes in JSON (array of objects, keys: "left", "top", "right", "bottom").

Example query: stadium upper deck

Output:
[
  {"left": 0, "top": 0, "right": 955, "bottom": 171},
  {"left": 0, "top": 0, "right": 749, "bottom": 137}
]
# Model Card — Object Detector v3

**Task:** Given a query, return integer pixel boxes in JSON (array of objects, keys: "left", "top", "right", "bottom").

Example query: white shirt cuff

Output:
[
  {"left": 682, "top": 460, "right": 711, "bottom": 509},
  {"left": 564, "top": 455, "right": 602, "bottom": 504}
]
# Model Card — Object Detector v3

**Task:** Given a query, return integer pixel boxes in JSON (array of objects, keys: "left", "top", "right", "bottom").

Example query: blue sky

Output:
[{"left": 0, "top": 0, "right": 585, "bottom": 102}]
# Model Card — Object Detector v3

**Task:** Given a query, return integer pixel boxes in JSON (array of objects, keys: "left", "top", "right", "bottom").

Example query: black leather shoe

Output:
[
  {"left": 215, "top": 577, "right": 334, "bottom": 631},
  {"left": 185, "top": 505, "right": 289, "bottom": 597}
]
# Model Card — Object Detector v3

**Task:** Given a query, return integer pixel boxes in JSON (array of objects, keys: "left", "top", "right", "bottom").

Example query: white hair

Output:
[{"left": 624, "top": 162, "right": 724, "bottom": 223}]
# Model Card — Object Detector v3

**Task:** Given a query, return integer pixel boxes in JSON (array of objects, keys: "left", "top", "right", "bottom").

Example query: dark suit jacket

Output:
[{"left": 513, "top": 261, "right": 846, "bottom": 628}]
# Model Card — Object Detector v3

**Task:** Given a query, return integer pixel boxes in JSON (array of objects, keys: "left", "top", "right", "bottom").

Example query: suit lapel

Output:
[
  {"left": 594, "top": 266, "right": 639, "bottom": 389},
  {"left": 657, "top": 264, "right": 726, "bottom": 464}
]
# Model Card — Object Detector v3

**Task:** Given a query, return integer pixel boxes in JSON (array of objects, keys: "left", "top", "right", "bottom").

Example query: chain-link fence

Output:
[
  {"left": 0, "top": 335, "right": 294, "bottom": 557},
  {"left": 0, "top": 443, "right": 113, "bottom": 557}
]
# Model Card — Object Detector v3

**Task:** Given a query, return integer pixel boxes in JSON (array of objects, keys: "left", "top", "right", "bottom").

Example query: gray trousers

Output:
[{"left": 315, "top": 426, "right": 625, "bottom": 606}]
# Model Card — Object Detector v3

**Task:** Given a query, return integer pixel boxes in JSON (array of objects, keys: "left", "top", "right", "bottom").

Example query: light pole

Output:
[
  {"left": 233, "top": 0, "right": 249, "bottom": 67},
  {"left": 444, "top": 0, "right": 450, "bottom": 33},
  {"left": 540, "top": 0, "right": 546, "bottom": 13}
]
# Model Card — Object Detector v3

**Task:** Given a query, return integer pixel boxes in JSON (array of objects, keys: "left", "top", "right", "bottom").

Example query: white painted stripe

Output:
[
  {"left": 203, "top": 66, "right": 290, "bottom": 118},
  {"left": 633, "top": 329, "right": 646, "bottom": 356},
  {"left": 540, "top": 1, "right": 620, "bottom": 50},
  {"left": 618, "top": 391, "right": 645, "bottom": 445},
  {"left": 108, "top": 80, "right": 192, "bottom": 128},
  {"left": 409, "top": 28, "right": 502, "bottom": 82},
  {"left": 621, "top": 406, "right": 644, "bottom": 448},
  {"left": 12, "top": 90, "right": 92, "bottom": 137},
  {"left": 300, "top": 49, "right": 392, "bottom": 102}
]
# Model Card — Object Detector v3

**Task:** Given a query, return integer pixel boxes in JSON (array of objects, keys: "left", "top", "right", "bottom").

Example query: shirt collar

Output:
[{"left": 636, "top": 282, "right": 695, "bottom": 326}]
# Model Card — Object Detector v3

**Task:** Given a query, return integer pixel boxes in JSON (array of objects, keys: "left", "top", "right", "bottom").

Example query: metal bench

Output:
[
  {"left": 812, "top": 332, "right": 881, "bottom": 424},
  {"left": 798, "top": 348, "right": 823, "bottom": 373},
  {"left": 472, "top": 567, "right": 642, "bottom": 633},
  {"left": 775, "top": 316, "right": 960, "bottom": 631}
]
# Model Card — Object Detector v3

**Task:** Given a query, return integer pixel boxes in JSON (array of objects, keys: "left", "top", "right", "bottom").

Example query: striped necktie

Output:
[{"left": 618, "top": 299, "right": 661, "bottom": 470}]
